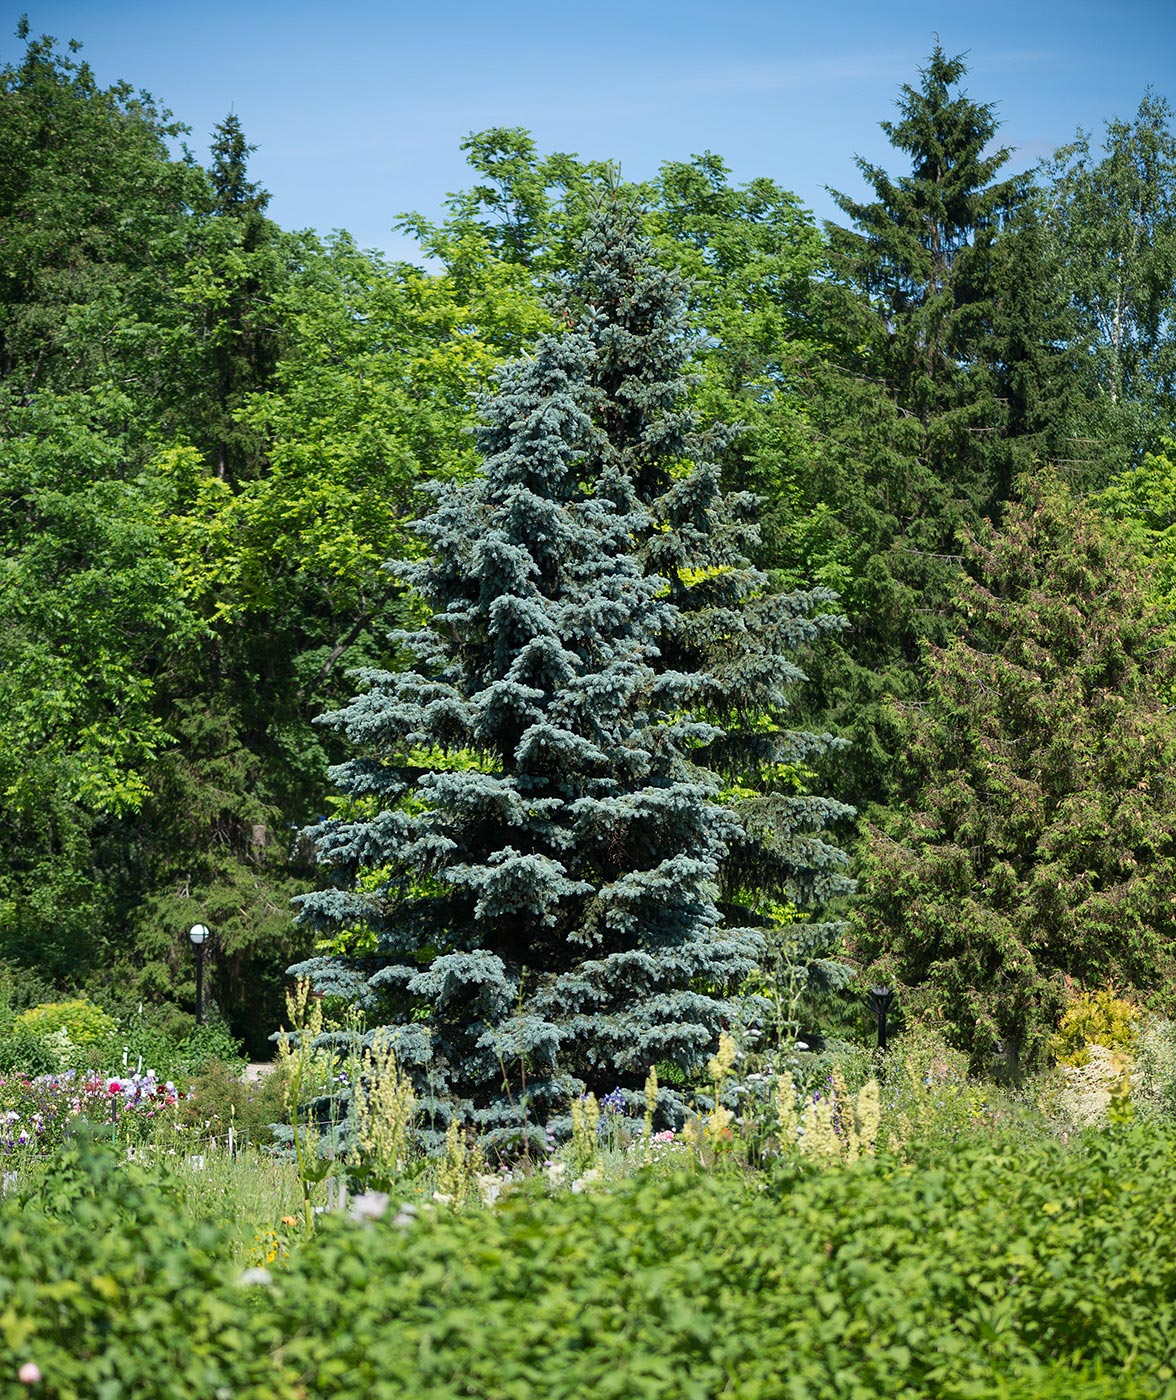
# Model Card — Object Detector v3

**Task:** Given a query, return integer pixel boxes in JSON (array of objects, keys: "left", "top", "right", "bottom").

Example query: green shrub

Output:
[
  {"left": 13, "top": 997, "right": 117, "bottom": 1047},
  {"left": 0, "top": 1030, "right": 58, "bottom": 1076},
  {"left": 103, "top": 1018, "right": 245, "bottom": 1081},
  {"left": 0, "top": 1138, "right": 280, "bottom": 1399},
  {"left": 249, "top": 1121, "right": 1176, "bottom": 1399},
  {"left": 5, "top": 1121, "right": 1176, "bottom": 1398},
  {"left": 114, "top": 1021, "right": 179, "bottom": 1077},
  {"left": 175, "top": 1020, "right": 247, "bottom": 1075},
  {"left": 77, "top": 984, "right": 192, "bottom": 1044},
  {"left": 178, "top": 1059, "right": 288, "bottom": 1148}
]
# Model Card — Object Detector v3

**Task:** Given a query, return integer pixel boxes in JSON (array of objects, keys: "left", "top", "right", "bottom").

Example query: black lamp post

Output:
[
  {"left": 189, "top": 923, "right": 210, "bottom": 1027},
  {"left": 867, "top": 985, "right": 894, "bottom": 1052}
]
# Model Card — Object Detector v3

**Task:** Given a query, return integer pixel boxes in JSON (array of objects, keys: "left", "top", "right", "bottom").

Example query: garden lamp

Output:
[
  {"left": 189, "top": 923, "right": 210, "bottom": 1027},
  {"left": 867, "top": 985, "right": 894, "bottom": 1052}
]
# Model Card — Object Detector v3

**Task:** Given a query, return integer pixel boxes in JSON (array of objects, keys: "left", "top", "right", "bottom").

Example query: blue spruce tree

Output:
[
  {"left": 568, "top": 202, "right": 855, "bottom": 1031},
  {"left": 295, "top": 202, "right": 852, "bottom": 1145}
]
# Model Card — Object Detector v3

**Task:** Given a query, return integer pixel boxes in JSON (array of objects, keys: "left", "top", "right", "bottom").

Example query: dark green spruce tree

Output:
[
  {"left": 181, "top": 111, "right": 287, "bottom": 481},
  {"left": 795, "top": 47, "right": 1087, "bottom": 812},
  {"left": 295, "top": 205, "right": 853, "bottom": 1141}
]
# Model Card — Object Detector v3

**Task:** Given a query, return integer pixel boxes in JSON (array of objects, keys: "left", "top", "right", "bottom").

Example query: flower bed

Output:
[{"left": 0, "top": 1068, "right": 181, "bottom": 1169}]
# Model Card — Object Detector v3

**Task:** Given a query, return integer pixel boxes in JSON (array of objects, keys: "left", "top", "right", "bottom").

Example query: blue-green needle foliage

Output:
[
  {"left": 295, "top": 203, "right": 852, "bottom": 1145},
  {"left": 568, "top": 201, "right": 856, "bottom": 997}
]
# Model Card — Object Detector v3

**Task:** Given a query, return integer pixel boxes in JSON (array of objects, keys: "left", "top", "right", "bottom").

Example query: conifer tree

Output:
[
  {"left": 796, "top": 47, "right": 1086, "bottom": 812},
  {"left": 295, "top": 338, "right": 756, "bottom": 1145},
  {"left": 186, "top": 113, "right": 286, "bottom": 481},
  {"left": 295, "top": 204, "right": 853, "bottom": 1139},
  {"left": 567, "top": 202, "right": 855, "bottom": 1014},
  {"left": 209, "top": 113, "right": 270, "bottom": 220},
  {"left": 826, "top": 46, "right": 1031, "bottom": 497},
  {"left": 854, "top": 473, "right": 1176, "bottom": 1070}
]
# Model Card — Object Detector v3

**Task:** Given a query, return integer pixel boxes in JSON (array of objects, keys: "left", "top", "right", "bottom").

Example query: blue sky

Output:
[{"left": 12, "top": 1, "right": 1176, "bottom": 261}]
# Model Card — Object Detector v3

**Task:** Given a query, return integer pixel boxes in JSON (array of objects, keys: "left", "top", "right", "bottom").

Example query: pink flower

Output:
[
  {"left": 107, "top": 1081, "right": 122, "bottom": 1095},
  {"left": 18, "top": 1362, "right": 41, "bottom": 1384}
]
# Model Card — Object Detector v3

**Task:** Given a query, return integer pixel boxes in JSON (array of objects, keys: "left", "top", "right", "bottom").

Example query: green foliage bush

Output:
[
  {"left": 13, "top": 997, "right": 116, "bottom": 1047},
  {"left": 175, "top": 1020, "right": 248, "bottom": 1073},
  {"left": 0, "top": 1030, "right": 57, "bottom": 1076},
  {"left": 178, "top": 1060, "right": 288, "bottom": 1147},
  {"left": 89, "top": 1016, "right": 245, "bottom": 1081},
  {"left": 0, "top": 1001, "right": 246, "bottom": 1081},
  {"left": 5, "top": 1124, "right": 1176, "bottom": 1397},
  {"left": 0, "top": 1139, "right": 279, "bottom": 1400},
  {"left": 254, "top": 1122, "right": 1176, "bottom": 1399}
]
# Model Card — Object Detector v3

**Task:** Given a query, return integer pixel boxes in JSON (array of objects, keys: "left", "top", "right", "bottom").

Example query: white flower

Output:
[
  {"left": 237, "top": 1267, "right": 273, "bottom": 1287},
  {"left": 475, "top": 1173, "right": 504, "bottom": 1206},
  {"left": 348, "top": 1191, "right": 390, "bottom": 1223},
  {"left": 571, "top": 1167, "right": 604, "bottom": 1194}
]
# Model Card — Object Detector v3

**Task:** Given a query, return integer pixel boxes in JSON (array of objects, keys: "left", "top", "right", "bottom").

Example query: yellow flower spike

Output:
[
  {"left": 855, "top": 1080, "right": 882, "bottom": 1156},
  {"left": 774, "top": 1070, "right": 799, "bottom": 1154},
  {"left": 706, "top": 1032, "right": 736, "bottom": 1085},
  {"left": 642, "top": 1066, "right": 659, "bottom": 1166}
]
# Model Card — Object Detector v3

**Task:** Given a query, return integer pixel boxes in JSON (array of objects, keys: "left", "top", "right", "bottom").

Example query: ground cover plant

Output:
[{"left": 4, "top": 1112, "right": 1176, "bottom": 1400}]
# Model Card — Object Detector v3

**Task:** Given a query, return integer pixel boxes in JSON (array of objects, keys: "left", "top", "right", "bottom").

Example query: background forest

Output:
[{"left": 3, "top": 20, "right": 1176, "bottom": 1072}]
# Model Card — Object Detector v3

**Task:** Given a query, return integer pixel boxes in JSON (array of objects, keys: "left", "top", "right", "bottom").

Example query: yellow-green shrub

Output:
[
  {"left": 13, "top": 997, "right": 116, "bottom": 1047},
  {"left": 1051, "top": 987, "right": 1139, "bottom": 1067}
]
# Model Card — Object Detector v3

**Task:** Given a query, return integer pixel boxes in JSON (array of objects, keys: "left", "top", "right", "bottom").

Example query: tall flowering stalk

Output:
[
  {"left": 351, "top": 1029, "right": 417, "bottom": 1188},
  {"left": 642, "top": 1067, "right": 659, "bottom": 1166},
  {"left": 276, "top": 978, "right": 331, "bottom": 1232}
]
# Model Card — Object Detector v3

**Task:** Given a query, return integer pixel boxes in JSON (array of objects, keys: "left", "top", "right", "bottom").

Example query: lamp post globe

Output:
[{"left": 188, "top": 924, "right": 210, "bottom": 1026}]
